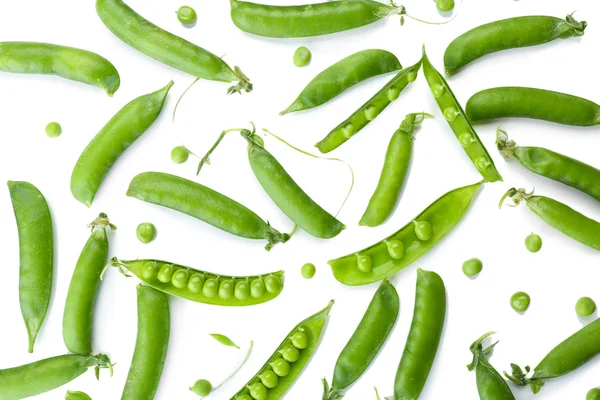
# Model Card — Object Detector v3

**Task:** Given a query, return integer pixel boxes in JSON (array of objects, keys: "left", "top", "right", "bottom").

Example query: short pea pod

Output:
[
  {"left": 422, "top": 48, "right": 502, "bottom": 182},
  {"left": 66, "top": 390, "right": 93, "bottom": 400},
  {"left": 281, "top": 49, "right": 402, "bottom": 115},
  {"left": 0, "top": 353, "right": 112, "bottom": 400},
  {"left": 330, "top": 180, "right": 483, "bottom": 285},
  {"left": 496, "top": 128, "right": 600, "bottom": 202},
  {"left": 467, "top": 333, "right": 516, "bottom": 400},
  {"left": 97, "top": 0, "right": 251, "bottom": 94},
  {"left": 444, "top": 14, "right": 586, "bottom": 75},
  {"left": 500, "top": 188, "right": 600, "bottom": 251},
  {"left": 126, "top": 172, "right": 289, "bottom": 250},
  {"left": 316, "top": 59, "right": 421, "bottom": 153},
  {"left": 63, "top": 213, "right": 115, "bottom": 355},
  {"left": 0, "top": 42, "right": 120, "bottom": 96},
  {"left": 323, "top": 280, "right": 399, "bottom": 400},
  {"left": 360, "top": 113, "right": 433, "bottom": 227},
  {"left": 8, "top": 181, "right": 53, "bottom": 353},
  {"left": 71, "top": 81, "right": 173, "bottom": 207},
  {"left": 121, "top": 285, "right": 170, "bottom": 400},
  {"left": 394, "top": 269, "right": 445, "bottom": 400},
  {"left": 230, "top": 300, "right": 334, "bottom": 399}
]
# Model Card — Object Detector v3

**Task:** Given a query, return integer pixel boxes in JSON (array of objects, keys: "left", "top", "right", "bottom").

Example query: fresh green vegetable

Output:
[
  {"left": 171, "top": 146, "right": 190, "bottom": 164},
  {"left": 46, "top": 122, "right": 62, "bottom": 138},
  {"left": 136, "top": 222, "right": 157, "bottom": 244},
  {"left": 210, "top": 334, "right": 240, "bottom": 349},
  {"left": 462, "top": 258, "right": 483, "bottom": 277},
  {"left": 301, "top": 263, "right": 316, "bottom": 279},
  {"left": 576, "top": 297, "right": 596, "bottom": 317},
  {"left": 510, "top": 292, "right": 530, "bottom": 313},
  {"left": 435, "top": 0, "right": 454, "bottom": 12},
  {"left": 190, "top": 379, "right": 212, "bottom": 397},
  {"left": 177, "top": 6, "right": 197, "bottom": 25},
  {"left": 588, "top": 388, "right": 600, "bottom": 400},
  {"left": 293, "top": 47, "right": 311, "bottom": 67},
  {"left": 66, "top": 390, "right": 92, "bottom": 400},
  {"left": 525, "top": 233, "right": 542, "bottom": 253}
]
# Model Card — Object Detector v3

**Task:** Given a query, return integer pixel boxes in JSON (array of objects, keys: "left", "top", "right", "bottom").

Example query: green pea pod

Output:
[
  {"left": 230, "top": 300, "right": 334, "bottom": 399},
  {"left": 108, "top": 258, "right": 284, "bottom": 307},
  {"left": 330, "top": 180, "right": 483, "bottom": 285},
  {"left": 316, "top": 60, "right": 421, "bottom": 153},
  {"left": 71, "top": 81, "right": 173, "bottom": 207},
  {"left": 8, "top": 181, "right": 53, "bottom": 353},
  {"left": 0, "top": 354, "right": 112, "bottom": 399},
  {"left": 281, "top": 49, "right": 402, "bottom": 115},
  {"left": 444, "top": 15, "right": 586, "bottom": 75},
  {"left": 323, "top": 280, "right": 399, "bottom": 400},
  {"left": 500, "top": 188, "right": 600, "bottom": 251},
  {"left": 467, "top": 333, "right": 516, "bottom": 400},
  {"left": 66, "top": 390, "right": 93, "bottom": 400},
  {"left": 496, "top": 128, "right": 600, "bottom": 203},
  {"left": 126, "top": 172, "right": 290, "bottom": 250}
]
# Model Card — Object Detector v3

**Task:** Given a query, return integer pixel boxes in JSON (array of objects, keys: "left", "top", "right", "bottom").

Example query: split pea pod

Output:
[
  {"left": 230, "top": 300, "right": 333, "bottom": 400},
  {"left": 126, "top": 172, "right": 290, "bottom": 250},
  {"left": 121, "top": 285, "right": 170, "bottom": 400},
  {"left": 422, "top": 47, "right": 502, "bottom": 182},
  {"left": 444, "top": 14, "right": 587, "bottom": 75},
  {"left": 394, "top": 269, "right": 445, "bottom": 400},
  {"left": 8, "top": 181, "right": 53, "bottom": 353},
  {"left": 63, "top": 214, "right": 116, "bottom": 355},
  {"left": 71, "top": 81, "right": 173, "bottom": 207},
  {"left": 97, "top": 0, "right": 251, "bottom": 94},
  {"left": 316, "top": 59, "right": 421, "bottom": 153},
  {"left": 497, "top": 128, "right": 600, "bottom": 202},
  {"left": 467, "top": 333, "right": 516, "bottom": 400},
  {"left": 281, "top": 49, "right": 402, "bottom": 115},
  {"left": 466, "top": 87, "right": 600, "bottom": 126},
  {"left": 0, "top": 42, "right": 120, "bottom": 96},
  {"left": 330, "top": 180, "right": 483, "bottom": 285},
  {"left": 323, "top": 280, "right": 399, "bottom": 400}
]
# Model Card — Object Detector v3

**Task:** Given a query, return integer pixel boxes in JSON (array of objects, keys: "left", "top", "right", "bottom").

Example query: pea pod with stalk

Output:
[{"left": 468, "top": 332, "right": 516, "bottom": 400}]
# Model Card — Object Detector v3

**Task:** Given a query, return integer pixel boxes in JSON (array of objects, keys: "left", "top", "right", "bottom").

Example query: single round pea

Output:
[
  {"left": 587, "top": 388, "right": 600, "bottom": 400},
  {"left": 279, "top": 345, "right": 300, "bottom": 363},
  {"left": 407, "top": 71, "right": 417, "bottom": 82},
  {"left": 236, "top": 395, "right": 253, "bottom": 400},
  {"left": 219, "top": 280, "right": 234, "bottom": 299},
  {"left": 290, "top": 331, "right": 308, "bottom": 349},
  {"left": 177, "top": 6, "right": 197, "bottom": 25},
  {"left": 188, "top": 274, "right": 204, "bottom": 293},
  {"left": 264, "top": 275, "right": 281, "bottom": 294},
  {"left": 136, "top": 222, "right": 157, "bottom": 244},
  {"left": 45, "top": 122, "right": 62, "bottom": 138},
  {"left": 142, "top": 262, "right": 158, "bottom": 280},
  {"left": 293, "top": 46, "right": 311, "bottom": 67},
  {"left": 235, "top": 281, "right": 250, "bottom": 300},
  {"left": 365, "top": 106, "right": 378, "bottom": 121},
  {"left": 435, "top": 0, "right": 455, "bottom": 12},
  {"left": 171, "top": 146, "right": 190, "bottom": 164},
  {"left": 203, "top": 279, "right": 218, "bottom": 298},
  {"left": 250, "top": 279, "right": 266, "bottom": 298},
  {"left": 301, "top": 263, "right": 316, "bottom": 279},
  {"left": 431, "top": 84, "right": 445, "bottom": 98},
  {"left": 157, "top": 264, "right": 174, "bottom": 283},
  {"left": 414, "top": 220, "right": 433, "bottom": 241},
  {"left": 258, "top": 370, "right": 279, "bottom": 389},
  {"left": 525, "top": 233, "right": 542, "bottom": 253},
  {"left": 386, "top": 240, "right": 405, "bottom": 260},
  {"left": 462, "top": 258, "right": 483, "bottom": 277},
  {"left": 387, "top": 87, "right": 400, "bottom": 101},
  {"left": 190, "top": 379, "right": 212, "bottom": 396},
  {"left": 443, "top": 107, "right": 459, "bottom": 121},
  {"left": 357, "top": 254, "right": 372, "bottom": 273},
  {"left": 342, "top": 123, "right": 355, "bottom": 138},
  {"left": 248, "top": 382, "right": 268, "bottom": 400},
  {"left": 576, "top": 297, "right": 597, "bottom": 317},
  {"left": 510, "top": 292, "right": 531, "bottom": 313},
  {"left": 171, "top": 269, "right": 189, "bottom": 289},
  {"left": 270, "top": 358, "right": 290, "bottom": 377},
  {"left": 459, "top": 133, "right": 475, "bottom": 147},
  {"left": 474, "top": 156, "right": 490, "bottom": 171}
]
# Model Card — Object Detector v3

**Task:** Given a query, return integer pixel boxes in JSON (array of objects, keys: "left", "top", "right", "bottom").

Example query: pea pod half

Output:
[{"left": 468, "top": 333, "right": 516, "bottom": 400}]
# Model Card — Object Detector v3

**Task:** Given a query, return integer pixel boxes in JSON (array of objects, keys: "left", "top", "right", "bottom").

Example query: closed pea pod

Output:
[{"left": 467, "top": 333, "right": 516, "bottom": 400}]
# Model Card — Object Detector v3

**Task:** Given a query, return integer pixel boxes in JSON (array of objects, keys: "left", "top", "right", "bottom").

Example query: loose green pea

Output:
[
  {"left": 45, "top": 121, "right": 62, "bottom": 138},
  {"left": 142, "top": 262, "right": 158, "bottom": 280},
  {"left": 188, "top": 274, "right": 204, "bottom": 293},
  {"left": 510, "top": 291, "right": 530, "bottom": 313},
  {"left": 576, "top": 297, "right": 597, "bottom": 317},
  {"left": 462, "top": 258, "right": 483, "bottom": 277},
  {"left": 219, "top": 280, "right": 234, "bottom": 299},
  {"left": 157, "top": 264, "right": 174, "bottom": 283},
  {"left": 235, "top": 281, "right": 250, "bottom": 300},
  {"left": 291, "top": 331, "right": 308, "bottom": 349},
  {"left": 250, "top": 279, "right": 266, "bottom": 298},
  {"left": 190, "top": 379, "right": 212, "bottom": 396},
  {"left": 342, "top": 123, "right": 355, "bottom": 138},
  {"left": 258, "top": 370, "right": 279, "bottom": 389},
  {"left": 279, "top": 345, "right": 300, "bottom": 362},
  {"left": 171, "top": 146, "right": 190, "bottom": 164},
  {"left": 248, "top": 382, "right": 268, "bottom": 400},
  {"left": 431, "top": 84, "right": 445, "bottom": 98},
  {"left": 365, "top": 106, "right": 378, "bottom": 121},
  {"left": 264, "top": 275, "right": 281, "bottom": 294},
  {"left": 177, "top": 6, "right": 197, "bottom": 25},
  {"left": 136, "top": 222, "right": 157, "bottom": 244},
  {"left": 587, "top": 388, "right": 600, "bottom": 400},
  {"left": 525, "top": 233, "right": 542, "bottom": 253},
  {"left": 301, "top": 263, "right": 316, "bottom": 279},
  {"left": 435, "top": 0, "right": 454, "bottom": 12},
  {"left": 293, "top": 46, "right": 311, "bottom": 67},
  {"left": 414, "top": 220, "right": 433, "bottom": 241},
  {"left": 387, "top": 87, "right": 400, "bottom": 101},
  {"left": 386, "top": 240, "right": 405, "bottom": 260},
  {"left": 443, "top": 107, "right": 459, "bottom": 121},
  {"left": 203, "top": 279, "right": 218, "bottom": 298},
  {"left": 357, "top": 254, "right": 373, "bottom": 273},
  {"left": 171, "top": 269, "right": 189, "bottom": 289},
  {"left": 270, "top": 358, "right": 290, "bottom": 377},
  {"left": 459, "top": 132, "right": 475, "bottom": 147}
]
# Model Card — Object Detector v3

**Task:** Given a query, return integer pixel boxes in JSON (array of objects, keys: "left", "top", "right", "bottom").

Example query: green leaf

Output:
[{"left": 210, "top": 333, "right": 240, "bottom": 349}]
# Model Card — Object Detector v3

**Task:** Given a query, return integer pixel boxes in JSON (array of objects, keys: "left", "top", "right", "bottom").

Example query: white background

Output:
[{"left": 0, "top": 0, "right": 599, "bottom": 399}]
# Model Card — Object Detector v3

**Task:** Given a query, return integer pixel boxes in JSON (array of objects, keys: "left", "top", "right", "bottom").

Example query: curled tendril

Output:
[{"left": 498, "top": 187, "right": 534, "bottom": 209}]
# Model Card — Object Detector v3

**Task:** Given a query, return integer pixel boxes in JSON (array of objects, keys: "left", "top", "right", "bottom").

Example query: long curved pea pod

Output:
[
  {"left": 360, "top": 113, "right": 432, "bottom": 227},
  {"left": 316, "top": 60, "right": 421, "bottom": 153},
  {"left": 8, "top": 181, "right": 53, "bottom": 353},
  {"left": 329, "top": 180, "right": 483, "bottom": 285},
  {"left": 0, "top": 42, "right": 120, "bottom": 96},
  {"left": 444, "top": 15, "right": 587, "bottom": 75},
  {"left": 109, "top": 258, "right": 284, "bottom": 306},
  {"left": 121, "top": 285, "right": 170, "bottom": 400},
  {"left": 422, "top": 48, "right": 502, "bottom": 182},
  {"left": 63, "top": 214, "right": 115, "bottom": 355},
  {"left": 281, "top": 49, "right": 402, "bottom": 115},
  {"left": 323, "top": 280, "right": 398, "bottom": 400},
  {"left": 126, "top": 172, "right": 289, "bottom": 250},
  {"left": 500, "top": 188, "right": 600, "bottom": 251},
  {"left": 71, "top": 81, "right": 173, "bottom": 207},
  {"left": 394, "top": 269, "right": 445, "bottom": 399},
  {"left": 497, "top": 129, "right": 600, "bottom": 203},
  {"left": 0, "top": 353, "right": 112, "bottom": 399},
  {"left": 466, "top": 87, "right": 600, "bottom": 126},
  {"left": 505, "top": 318, "right": 600, "bottom": 394},
  {"left": 230, "top": 300, "right": 333, "bottom": 400},
  {"left": 467, "top": 333, "right": 516, "bottom": 400}
]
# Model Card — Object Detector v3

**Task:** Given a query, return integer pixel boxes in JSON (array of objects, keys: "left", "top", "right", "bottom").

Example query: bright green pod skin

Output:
[
  {"left": 121, "top": 285, "right": 170, "bottom": 400},
  {"left": 111, "top": 258, "right": 284, "bottom": 306},
  {"left": 281, "top": 49, "right": 402, "bottom": 115},
  {"left": 8, "top": 181, "right": 53, "bottom": 353},
  {"left": 497, "top": 129, "right": 600, "bottom": 202},
  {"left": 324, "top": 280, "right": 399, "bottom": 400},
  {"left": 394, "top": 269, "right": 446, "bottom": 400},
  {"left": 444, "top": 15, "right": 586, "bottom": 75},
  {"left": 422, "top": 48, "right": 502, "bottom": 182},
  {"left": 467, "top": 333, "right": 516, "bottom": 400},
  {"left": 126, "top": 172, "right": 289, "bottom": 250},
  {"left": 0, "top": 42, "right": 120, "bottom": 96},
  {"left": 96, "top": 0, "right": 251, "bottom": 93},
  {"left": 330, "top": 181, "right": 483, "bottom": 286},
  {"left": 66, "top": 390, "right": 93, "bottom": 400},
  {"left": 231, "top": 301, "right": 333, "bottom": 400},
  {"left": 0, "top": 354, "right": 112, "bottom": 400},
  {"left": 316, "top": 60, "right": 421, "bottom": 153},
  {"left": 467, "top": 87, "right": 600, "bottom": 126},
  {"left": 230, "top": 0, "right": 399, "bottom": 38},
  {"left": 71, "top": 81, "right": 172, "bottom": 207}
]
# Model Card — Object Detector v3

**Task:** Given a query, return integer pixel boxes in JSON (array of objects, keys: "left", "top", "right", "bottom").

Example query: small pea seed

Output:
[
  {"left": 291, "top": 331, "right": 308, "bottom": 349},
  {"left": 264, "top": 275, "right": 281, "bottom": 294},
  {"left": 576, "top": 297, "right": 596, "bottom": 317},
  {"left": 510, "top": 291, "right": 530, "bottom": 313},
  {"left": 190, "top": 379, "right": 212, "bottom": 396},
  {"left": 462, "top": 258, "right": 483, "bottom": 277},
  {"left": 235, "top": 281, "right": 250, "bottom": 300},
  {"left": 258, "top": 370, "right": 279, "bottom": 389},
  {"left": 474, "top": 156, "right": 490, "bottom": 171},
  {"left": 188, "top": 274, "right": 204, "bottom": 293},
  {"left": 203, "top": 279, "right": 218, "bottom": 298},
  {"left": 270, "top": 358, "right": 291, "bottom": 377},
  {"left": 45, "top": 121, "right": 62, "bottom": 138},
  {"left": 142, "top": 262, "right": 158, "bottom": 280},
  {"left": 250, "top": 279, "right": 266, "bottom": 298},
  {"left": 279, "top": 345, "right": 300, "bottom": 362},
  {"left": 301, "top": 263, "right": 316, "bottom": 279},
  {"left": 414, "top": 220, "right": 433, "bottom": 241},
  {"left": 587, "top": 388, "right": 600, "bottom": 400},
  {"left": 171, "top": 269, "right": 189, "bottom": 289},
  {"left": 387, "top": 87, "right": 400, "bottom": 101},
  {"left": 236, "top": 395, "right": 254, "bottom": 400},
  {"left": 248, "top": 382, "right": 268, "bottom": 400},
  {"left": 443, "top": 107, "right": 459, "bottom": 121},
  {"left": 357, "top": 254, "right": 373, "bottom": 273},
  {"left": 386, "top": 240, "right": 405, "bottom": 260},
  {"left": 459, "top": 132, "right": 475, "bottom": 147},
  {"left": 525, "top": 233, "right": 542, "bottom": 253},
  {"left": 293, "top": 46, "right": 312, "bottom": 67},
  {"left": 365, "top": 106, "right": 378, "bottom": 121},
  {"left": 407, "top": 71, "right": 417, "bottom": 82},
  {"left": 342, "top": 123, "right": 355, "bottom": 138},
  {"left": 219, "top": 280, "right": 234, "bottom": 299},
  {"left": 431, "top": 84, "right": 445, "bottom": 98},
  {"left": 157, "top": 264, "right": 174, "bottom": 283},
  {"left": 171, "top": 146, "right": 190, "bottom": 164},
  {"left": 136, "top": 222, "right": 157, "bottom": 244},
  {"left": 435, "top": 0, "right": 455, "bottom": 12},
  {"left": 177, "top": 5, "right": 197, "bottom": 25}
]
